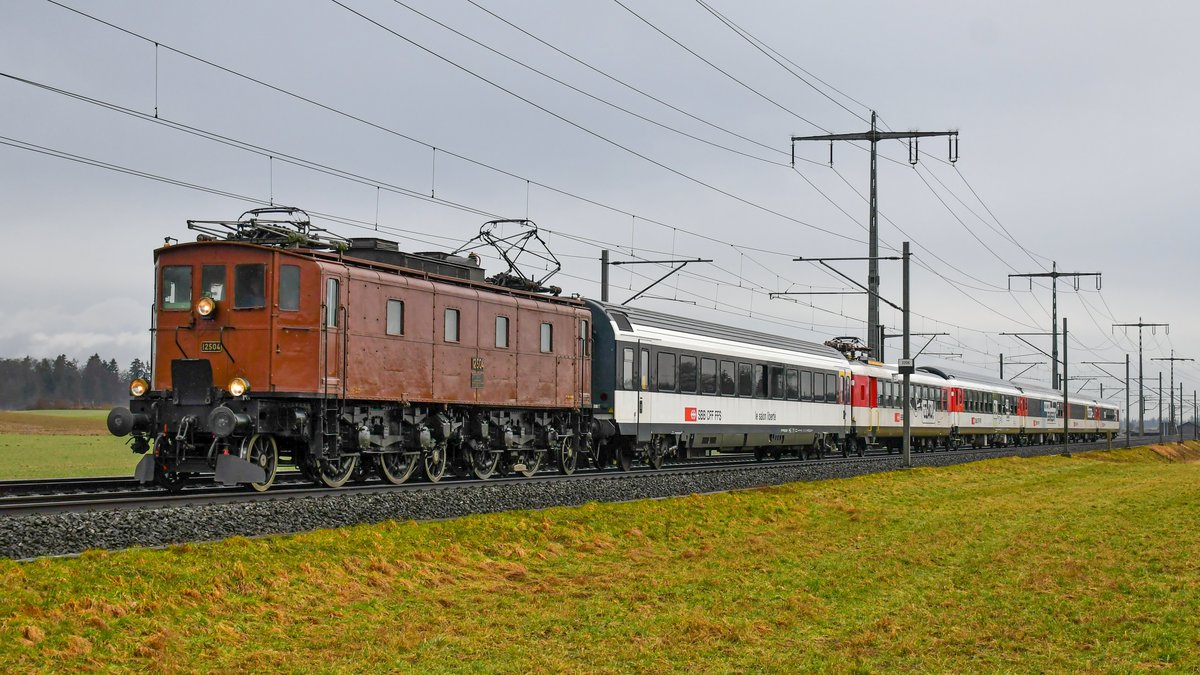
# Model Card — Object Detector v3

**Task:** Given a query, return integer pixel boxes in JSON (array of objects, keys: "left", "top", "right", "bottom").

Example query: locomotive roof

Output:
[
  {"left": 157, "top": 239, "right": 585, "bottom": 308},
  {"left": 596, "top": 301, "right": 846, "bottom": 361}
]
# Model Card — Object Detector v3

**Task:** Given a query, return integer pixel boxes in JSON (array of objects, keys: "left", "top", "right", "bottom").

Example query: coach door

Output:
[
  {"left": 321, "top": 274, "right": 347, "bottom": 399},
  {"left": 635, "top": 343, "right": 652, "bottom": 441}
]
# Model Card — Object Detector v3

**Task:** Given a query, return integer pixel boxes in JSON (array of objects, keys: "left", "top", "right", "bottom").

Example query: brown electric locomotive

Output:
[{"left": 107, "top": 209, "right": 593, "bottom": 491}]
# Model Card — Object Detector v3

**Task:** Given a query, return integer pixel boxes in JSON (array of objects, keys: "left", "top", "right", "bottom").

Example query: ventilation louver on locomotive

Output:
[{"left": 345, "top": 238, "right": 485, "bottom": 282}]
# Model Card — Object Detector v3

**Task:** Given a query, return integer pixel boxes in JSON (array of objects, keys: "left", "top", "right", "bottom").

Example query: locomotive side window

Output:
[
  {"left": 234, "top": 264, "right": 266, "bottom": 309},
  {"left": 719, "top": 360, "right": 735, "bottom": 395},
  {"left": 325, "top": 278, "right": 340, "bottom": 328},
  {"left": 621, "top": 348, "right": 635, "bottom": 389},
  {"left": 161, "top": 265, "right": 192, "bottom": 310},
  {"left": 495, "top": 316, "right": 509, "bottom": 348},
  {"left": 201, "top": 265, "right": 225, "bottom": 301},
  {"left": 445, "top": 309, "right": 460, "bottom": 343},
  {"left": 679, "top": 355, "right": 697, "bottom": 393},
  {"left": 700, "top": 358, "right": 717, "bottom": 394},
  {"left": 657, "top": 352, "right": 676, "bottom": 392},
  {"left": 826, "top": 374, "right": 837, "bottom": 403},
  {"left": 540, "top": 322, "right": 553, "bottom": 353},
  {"left": 737, "top": 363, "right": 753, "bottom": 397},
  {"left": 580, "top": 320, "right": 590, "bottom": 357},
  {"left": 387, "top": 300, "right": 405, "bottom": 336},
  {"left": 785, "top": 368, "right": 799, "bottom": 400},
  {"left": 801, "top": 370, "right": 813, "bottom": 401},
  {"left": 278, "top": 265, "right": 300, "bottom": 311}
]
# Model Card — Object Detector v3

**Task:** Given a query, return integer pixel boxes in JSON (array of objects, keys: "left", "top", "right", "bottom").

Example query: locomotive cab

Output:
[{"left": 108, "top": 234, "right": 329, "bottom": 491}]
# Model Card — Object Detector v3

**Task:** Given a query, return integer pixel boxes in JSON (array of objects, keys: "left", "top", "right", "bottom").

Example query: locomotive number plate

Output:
[
  {"left": 471, "top": 357, "right": 484, "bottom": 371},
  {"left": 200, "top": 341, "right": 223, "bottom": 353}
]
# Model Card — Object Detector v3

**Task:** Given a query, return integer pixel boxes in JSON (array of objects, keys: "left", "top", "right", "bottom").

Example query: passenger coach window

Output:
[
  {"left": 621, "top": 348, "right": 635, "bottom": 390},
  {"left": 813, "top": 373, "right": 826, "bottom": 402},
  {"left": 161, "top": 265, "right": 192, "bottom": 310},
  {"left": 801, "top": 371, "right": 814, "bottom": 401},
  {"left": 754, "top": 365, "right": 768, "bottom": 398},
  {"left": 785, "top": 369, "right": 799, "bottom": 400},
  {"left": 719, "top": 360, "right": 736, "bottom": 395},
  {"left": 700, "top": 358, "right": 717, "bottom": 394},
  {"left": 738, "top": 363, "right": 753, "bottom": 397},
  {"left": 657, "top": 352, "right": 676, "bottom": 391},
  {"left": 495, "top": 316, "right": 509, "bottom": 348},
  {"left": 540, "top": 323, "right": 553, "bottom": 353},
  {"left": 201, "top": 265, "right": 226, "bottom": 301},
  {"left": 444, "top": 308, "right": 460, "bottom": 343},
  {"left": 679, "top": 355, "right": 697, "bottom": 393},
  {"left": 387, "top": 300, "right": 404, "bottom": 336},
  {"left": 278, "top": 265, "right": 300, "bottom": 311},
  {"left": 769, "top": 367, "right": 784, "bottom": 399},
  {"left": 234, "top": 264, "right": 266, "bottom": 309},
  {"left": 826, "top": 374, "right": 838, "bottom": 403},
  {"left": 324, "top": 278, "right": 339, "bottom": 327}
]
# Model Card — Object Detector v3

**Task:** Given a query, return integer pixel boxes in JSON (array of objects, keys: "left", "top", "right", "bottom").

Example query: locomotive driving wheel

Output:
[
  {"left": 318, "top": 454, "right": 358, "bottom": 488},
  {"left": 423, "top": 442, "right": 448, "bottom": 482},
  {"left": 242, "top": 433, "right": 278, "bottom": 492},
  {"left": 379, "top": 445, "right": 419, "bottom": 485},
  {"left": 467, "top": 440, "right": 499, "bottom": 480},
  {"left": 557, "top": 436, "right": 577, "bottom": 476},
  {"left": 616, "top": 445, "right": 634, "bottom": 472},
  {"left": 516, "top": 447, "right": 542, "bottom": 478}
]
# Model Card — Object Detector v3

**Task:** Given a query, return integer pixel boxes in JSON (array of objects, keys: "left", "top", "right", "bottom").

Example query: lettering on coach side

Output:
[{"left": 684, "top": 408, "right": 723, "bottom": 422}]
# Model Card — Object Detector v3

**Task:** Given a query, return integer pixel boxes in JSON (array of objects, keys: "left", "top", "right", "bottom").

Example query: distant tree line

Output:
[{"left": 0, "top": 355, "right": 149, "bottom": 410}]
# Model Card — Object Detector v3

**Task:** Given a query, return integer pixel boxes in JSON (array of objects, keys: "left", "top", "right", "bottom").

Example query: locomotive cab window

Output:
[
  {"left": 234, "top": 264, "right": 266, "bottom": 309},
  {"left": 161, "top": 265, "right": 192, "bottom": 310},
  {"left": 540, "top": 322, "right": 553, "bottom": 353},
  {"left": 201, "top": 265, "right": 225, "bottom": 301},
  {"left": 325, "top": 278, "right": 340, "bottom": 328},
  {"left": 387, "top": 300, "right": 405, "bottom": 336},
  {"left": 495, "top": 316, "right": 509, "bottom": 348},
  {"left": 445, "top": 308, "right": 460, "bottom": 343},
  {"left": 278, "top": 265, "right": 300, "bottom": 311}
]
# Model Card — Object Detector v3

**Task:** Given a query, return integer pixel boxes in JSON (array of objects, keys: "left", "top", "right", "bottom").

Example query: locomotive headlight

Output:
[
  {"left": 196, "top": 296, "right": 217, "bottom": 318},
  {"left": 130, "top": 378, "right": 149, "bottom": 397},
  {"left": 228, "top": 377, "right": 250, "bottom": 397}
]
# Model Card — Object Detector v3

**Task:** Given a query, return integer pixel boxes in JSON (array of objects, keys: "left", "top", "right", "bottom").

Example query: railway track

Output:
[{"left": 0, "top": 435, "right": 1151, "bottom": 517}]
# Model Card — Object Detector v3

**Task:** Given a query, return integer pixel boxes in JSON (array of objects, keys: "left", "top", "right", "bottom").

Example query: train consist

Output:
[{"left": 107, "top": 209, "right": 1119, "bottom": 490}]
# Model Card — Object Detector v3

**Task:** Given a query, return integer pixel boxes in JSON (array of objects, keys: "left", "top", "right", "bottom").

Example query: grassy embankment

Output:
[
  {"left": 0, "top": 410, "right": 137, "bottom": 479},
  {"left": 2, "top": 442, "right": 1200, "bottom": 671}
]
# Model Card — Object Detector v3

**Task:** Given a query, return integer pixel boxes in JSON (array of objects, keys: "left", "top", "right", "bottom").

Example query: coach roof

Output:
[{"left": 596, "top": 301, "right": 845, "bottom": 361}]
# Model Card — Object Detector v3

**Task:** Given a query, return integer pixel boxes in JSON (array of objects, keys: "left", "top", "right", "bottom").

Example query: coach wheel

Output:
[
  {"left": 617, "top": 446, "right": 634, "bottom": 472},
  {"left": 379, "top": 447, "right": 418, "bottom": 485},
  {"left": 647, "top": 441, "right": 666, "bottom": 470},
  {"left": 468, "top": 441, "right": 500, "bottom": 480},
  {"left": 771, "top": 448, "right": 783, "bottom": 461},
  {"left": 318, "top": 454, "right": 358, "bottom": 488},
  {"left": 423, "top": 442, "right": 448, "bottom": 483},
  {"left": 242, "top": 433, "right": 278, "bottom": 492},
  {"left": 841, "top": 438, "right": 850, "bottom": 458},
  {"left": 517, "top": 447, "right": 542, "bottom": 478},
  {"left": 857, "top": 438, "right": 866, "bottom": 457},
  {"left": 557, "top": 437, "right": 577, "bottom": 476},
  {"left": 754, "top": 448, "right": 766, "bottom": 462}
]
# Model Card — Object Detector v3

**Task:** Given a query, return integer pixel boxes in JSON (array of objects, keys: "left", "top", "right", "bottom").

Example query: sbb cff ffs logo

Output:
[{"left": 684, "top": 407, "right": 698, "bottom": 422}]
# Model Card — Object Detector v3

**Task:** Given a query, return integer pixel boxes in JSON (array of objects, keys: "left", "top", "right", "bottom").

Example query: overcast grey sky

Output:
[{"left": 1, "top": 0, "right": 1197, "bottom": 405}]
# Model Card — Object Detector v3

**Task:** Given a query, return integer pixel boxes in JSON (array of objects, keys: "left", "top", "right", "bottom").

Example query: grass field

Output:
[
  {"left": 2, "top": 444, "right": 1199, "bottom": 671},
  {"left": 0, "top": 410, "right": 137, "bottom": 479}
]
